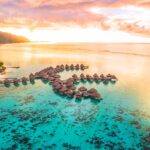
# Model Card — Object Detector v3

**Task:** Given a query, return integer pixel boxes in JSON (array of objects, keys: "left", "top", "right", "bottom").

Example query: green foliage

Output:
[
  {"left": 0, "top": 61, "right": 6, "bottom": 73},
  {"left": 0, "top": 61, "right": 4, "bottom": 66},
  {"left": 2, "top": 66, "right": 6, "bottom": 70}
]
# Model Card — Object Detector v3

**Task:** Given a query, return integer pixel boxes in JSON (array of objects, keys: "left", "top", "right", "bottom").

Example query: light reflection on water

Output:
[{"left": 1, "top": 43, "right": 150, "bottom": 105}]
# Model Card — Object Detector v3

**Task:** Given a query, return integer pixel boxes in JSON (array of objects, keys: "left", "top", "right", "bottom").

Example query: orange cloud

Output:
[
  {"left": 20, "top": 0, "right": 93, "bottom": 6},
  {"left": 0, "top": 2, "right": 110, "bottom": 30},
  {"left": 94, "top": 0, "right": 150, "bottom": 8},
  {"left": 0, "top": 0, "right": 150, "bottom": 40},
  {"left": 115, "top": 21, "right": 150, "bottom": 37},
  {"left": 18, "top": 0, "right": 150, "bottom": 8}
]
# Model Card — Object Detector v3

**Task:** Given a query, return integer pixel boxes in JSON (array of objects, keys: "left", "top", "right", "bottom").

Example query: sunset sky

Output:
[{"left": 0, "top": 0, "right": 150, "bottom": 42}]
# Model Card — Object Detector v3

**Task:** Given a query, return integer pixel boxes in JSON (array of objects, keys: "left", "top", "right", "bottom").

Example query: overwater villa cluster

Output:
[{"left": 0, "top": 64, "right": 117, "bottom": 101}]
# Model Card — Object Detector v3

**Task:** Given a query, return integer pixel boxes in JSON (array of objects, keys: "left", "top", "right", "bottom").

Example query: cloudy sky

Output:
[{"left": 0, "top": 0, "right": 150, "bottom": 42}]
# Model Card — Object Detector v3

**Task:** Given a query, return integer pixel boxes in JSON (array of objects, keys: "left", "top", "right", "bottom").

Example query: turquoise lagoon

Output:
[{"left": 0, "top": 43, "right": 150, "bottom": 149}]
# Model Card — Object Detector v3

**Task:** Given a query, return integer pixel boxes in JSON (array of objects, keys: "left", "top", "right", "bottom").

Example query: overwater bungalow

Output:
[
  {"left": 80, "top": 73, "right": 86, "bottom": 81},
  {"left": 87, "top": 88, "right": 101, "bottom": 100},
  {"left": 75, "top": 64, "right": 80, "bottom": 70},
  {"left": 4, "top": 79, "right": 10, "bottom": 84},
  {"left": 66, "top": 81, "right": 74, "bottom": 88},
  {"left": 78, "top": 86, "right": 87, "bottom": 92},
  {"left": 70, "top": 85, "right": 76, "bottom": 91},
  {"left": 86, "top": 75, "right": 93, "bottom": 82},
  {"left": 83, "top": 92, "right": 90, "bottom": 98},
  {"left": 70, "top": 64, "right": 75, "bottom": 70},
  {"left": 21, "top": 77, "right": 28, "bottom": 83},
  {"left": 72, "top": 74, "right": 80, "bottom": 82},
  {"left": 29, "top": 73, "right": 35, "bottom": 81},
  {"left": 13, "top": 78, "right": 20, "bottom": 84},
  {"left": 65, "top": 90, "right": 74, "bottom": 97},
  {"left": 88, "top": 88, "right": 97, "bottom": 94},
  {"left": 80, "top": 64, "right": 88, "bottom": 70},
  {"left": 48, "top": 77, "right": 55, "bottom": 83},
  {"left": 65, "top": 64, "right": 69, "bottom": 70},
  {"left": 59, "top": 86, "right": 67, "bottom": 95},
  {"left": 75, "top": 91, "right": 83, "bottom": 99}
]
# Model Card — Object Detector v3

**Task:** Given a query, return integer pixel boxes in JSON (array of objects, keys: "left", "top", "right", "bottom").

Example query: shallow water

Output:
[{"left": 0, "top": 43, "right": 150, "bottom": 149}]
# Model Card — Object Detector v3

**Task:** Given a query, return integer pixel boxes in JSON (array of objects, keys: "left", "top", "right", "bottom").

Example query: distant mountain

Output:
[{"left": 0, "top": 31, "right": 29, "bottom": 43}]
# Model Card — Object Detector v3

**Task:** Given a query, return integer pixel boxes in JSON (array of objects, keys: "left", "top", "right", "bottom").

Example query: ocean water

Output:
[{"left": 0, "top": 43, "right": 150, "bottom": 150}]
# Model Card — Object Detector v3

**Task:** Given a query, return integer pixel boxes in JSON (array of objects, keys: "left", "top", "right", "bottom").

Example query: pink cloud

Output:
[
  {"left": 0, "top": 0, "right": 149, "bottom": 38},
  {"left": 116, "top": 21, "right": 150, "bottom": 37},
  {"left": 0, "top": 1, "right": 110, "bottom": 30},
  {"left": 17, "top": 0, "right": 150, "bottom": 8}
]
